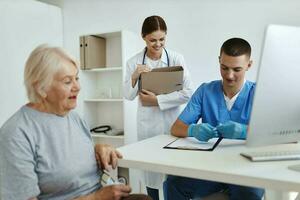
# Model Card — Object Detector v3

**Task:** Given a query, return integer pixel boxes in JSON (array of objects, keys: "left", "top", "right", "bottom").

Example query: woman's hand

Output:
[
  {"left": 139, "top": 89, "right": 158, "bottom": 106},
  {"left": 93, "top": 185, "right": 132, "bottom": 200},
  {"left": 94, "top": 144, "right": 122, "bottom": 170},
  {"left": 73, "top": 185, "right": 131, "bottom": 200},
  {"left": 131, "top": 65, "right": 151, "bottom": 87}
]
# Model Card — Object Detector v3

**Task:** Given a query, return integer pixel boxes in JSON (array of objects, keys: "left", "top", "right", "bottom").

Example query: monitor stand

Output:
[{"left": 288, "top": 164, "right": 300, "bottom": 172}]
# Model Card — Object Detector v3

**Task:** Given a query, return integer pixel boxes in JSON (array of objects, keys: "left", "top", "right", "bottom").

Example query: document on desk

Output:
[{"left": 164, "top": 137, "right": 245, "bottom": 151}]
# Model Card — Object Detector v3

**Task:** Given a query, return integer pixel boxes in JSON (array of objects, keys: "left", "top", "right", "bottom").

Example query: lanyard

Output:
[{"left": 142, "top": 47, "right": 170, "bottom": 67}]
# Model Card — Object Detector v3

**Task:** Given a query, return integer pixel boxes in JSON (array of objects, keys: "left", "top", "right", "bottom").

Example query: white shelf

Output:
[
  {"left": 91, "top": 133, "right": 124, "bottom": 140},
  {"left": 84, "top": 98, "right": 123, "bottom": 102},
  {"left": 91, "top": 133, "right": 125, "bottom": 148},
  {"left": 79, "top": 30, "right": 143, "bottom": 192},
  {"left": 81, "top": 67, "right": 122, "bottom": 72}
]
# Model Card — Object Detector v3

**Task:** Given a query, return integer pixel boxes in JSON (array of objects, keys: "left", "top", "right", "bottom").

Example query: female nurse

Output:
[{"left": 123, "top": 15, "right": 193, "bottom": 200}]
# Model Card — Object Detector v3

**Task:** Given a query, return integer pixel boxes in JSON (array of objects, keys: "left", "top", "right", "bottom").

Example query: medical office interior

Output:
[{"left": 1, "top": 0, "right": 300, "bottom": 199}]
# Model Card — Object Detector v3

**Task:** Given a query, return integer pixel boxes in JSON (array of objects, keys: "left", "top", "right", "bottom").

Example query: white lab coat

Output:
[{"left": 123, "top": 48, "right": 193, "bottom": 188}]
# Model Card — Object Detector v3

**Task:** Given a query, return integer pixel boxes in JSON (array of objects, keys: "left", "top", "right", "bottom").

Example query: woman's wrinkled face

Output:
[{"left": 45, "top": 60, "right": 80, "bottom": 114}]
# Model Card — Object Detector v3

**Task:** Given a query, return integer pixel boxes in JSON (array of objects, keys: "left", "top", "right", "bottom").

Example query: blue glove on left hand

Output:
[
  {"left": 188, "top": 123, "right": 218, "bottom": 142},
  {"left": 216, "top": 121, "right": 247, "bottom": 139}
]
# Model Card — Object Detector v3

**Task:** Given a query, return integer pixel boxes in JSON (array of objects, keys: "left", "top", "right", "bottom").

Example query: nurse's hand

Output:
[
  {"left": 131, "top": 64, "right": 151, "bottom": 87},
  {"left": 139, "top": 89, "right": 158, "bottom": 106},
  {"left": 94, "top": 144, "right": 122, "bottom": 170},
  {"left": 216, "top": 121, "right": 247, "bottom": 139},
  {"left": 188, "top": 123, "right": 218, "bottom": 142}
]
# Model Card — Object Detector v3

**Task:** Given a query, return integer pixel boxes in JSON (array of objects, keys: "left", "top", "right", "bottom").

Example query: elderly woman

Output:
[{"left": 0, "top": 44, "right": 151, "bottom": 200}]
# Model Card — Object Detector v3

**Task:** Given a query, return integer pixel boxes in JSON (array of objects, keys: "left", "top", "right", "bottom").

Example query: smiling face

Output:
[
  {"left": 43, "top": 60, "right": 80, "bottom": 115},
  {"left": 219, "top": 52, "right": 252, "bottom": 95},
  {"left": 143, "top": 30, "right": 166, "bottom": 58}
]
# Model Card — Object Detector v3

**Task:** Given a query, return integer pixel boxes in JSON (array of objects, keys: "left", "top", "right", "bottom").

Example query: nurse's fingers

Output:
[
  {"left": 141, "top": 89, "right": 155, "bottom": 96},
  {"left": 137, "top": 65, "right": 151, "bottom": 72}
]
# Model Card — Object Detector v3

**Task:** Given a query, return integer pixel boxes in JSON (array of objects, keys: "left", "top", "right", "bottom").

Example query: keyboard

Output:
[{"left": 240, "top": 150, "right": 300, "bottom": 162}]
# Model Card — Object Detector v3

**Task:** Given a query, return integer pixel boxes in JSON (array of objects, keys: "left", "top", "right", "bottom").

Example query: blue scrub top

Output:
[{"left": 179, "top": 80, "right": 255, "bottom": 126}]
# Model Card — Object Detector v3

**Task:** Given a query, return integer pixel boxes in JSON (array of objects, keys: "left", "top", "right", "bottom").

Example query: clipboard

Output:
[{"left": 163, "top": 137, "right": 223, "bottom": 151}]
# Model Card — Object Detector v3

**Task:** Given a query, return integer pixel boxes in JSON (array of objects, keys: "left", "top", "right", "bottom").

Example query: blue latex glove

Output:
[
  {"left": 188, "top": 123, "right": 218, "bottom": 142},
  {"left": 216, "top": 121, "right": 247, "bottom": 139}
]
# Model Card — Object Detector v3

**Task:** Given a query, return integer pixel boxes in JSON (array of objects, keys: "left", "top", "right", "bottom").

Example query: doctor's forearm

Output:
[
  {"left": 123, "top": 79, "right": 138, "bottom": 100},
  {"left": 131, "top": 78, "right": 138, "bottom": 88},
  {"left": 171, "top": 119, "right": 189, "bottom": 137}
]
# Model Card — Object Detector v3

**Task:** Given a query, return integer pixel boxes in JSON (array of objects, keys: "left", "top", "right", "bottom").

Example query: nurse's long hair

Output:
[{"left": 141, "top": 15, "right": 167, "bottom": 38}]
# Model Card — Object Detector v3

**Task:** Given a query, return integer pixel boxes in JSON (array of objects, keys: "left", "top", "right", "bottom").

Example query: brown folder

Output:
[
  {"left": 139, "top": 66, "right": 183, "bottom": 95},
  {"left": 80, "top": 35, "right": 106, "bottom": 69}
]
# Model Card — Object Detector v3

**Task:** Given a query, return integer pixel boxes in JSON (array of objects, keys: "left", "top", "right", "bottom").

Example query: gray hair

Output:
[{"left": 24, "top": 44, "right": 79, "bottom": 103}]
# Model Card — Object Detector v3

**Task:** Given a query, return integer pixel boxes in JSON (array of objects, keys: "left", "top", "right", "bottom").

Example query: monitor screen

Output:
[{"left": 246, "top": 24, "right": 300, "bottom": 147}]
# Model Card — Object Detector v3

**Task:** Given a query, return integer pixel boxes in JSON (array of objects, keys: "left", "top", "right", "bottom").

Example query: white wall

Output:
[
  {"left": 0, "top": 0, "right": 63, "bottom": 126},
  {"left": 61, "top": 0, "right": 300, "bottom": 87},
  {"left": 1, "top": 0, "right": 300, "bottom": 128}
]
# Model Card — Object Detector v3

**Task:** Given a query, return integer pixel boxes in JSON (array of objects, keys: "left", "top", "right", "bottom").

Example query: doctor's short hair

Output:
[
  {"left": 24, "top": 44, "right": 79, "bottom": 103},
  {"left": 141, "top": 15, "right": 167, "bottom": 37},
  {"left": 220, "top": 38, "right": 251, "bottom": 58}
]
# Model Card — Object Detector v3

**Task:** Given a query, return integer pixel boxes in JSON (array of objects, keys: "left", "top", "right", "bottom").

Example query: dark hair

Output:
[
  {"left": 220, "top": 38, "right": 251, "bottom": 58},
  {"left": 141, "top": 15, "right": 167, "bottom": 37}
]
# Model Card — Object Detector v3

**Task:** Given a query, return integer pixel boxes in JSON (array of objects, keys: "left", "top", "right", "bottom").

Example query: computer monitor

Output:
[{"left": 246, "top": 24, "right": 300, "bottom": 147}]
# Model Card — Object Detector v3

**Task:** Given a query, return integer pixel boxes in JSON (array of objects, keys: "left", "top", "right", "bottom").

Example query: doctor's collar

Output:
[
  {"left": 160, "top": 48, "right": 169, "bottom": 65},
  {"left": 143, "top": 47, "right": 170, "bottom": 66}
]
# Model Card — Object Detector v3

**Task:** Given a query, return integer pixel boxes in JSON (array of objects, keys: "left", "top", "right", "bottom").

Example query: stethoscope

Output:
[
  {"left": 90, "top": 125, "right": 111, "bottom": 133},
  {"left": 142, "top": 47, "right": 170, "bottom": 67}
]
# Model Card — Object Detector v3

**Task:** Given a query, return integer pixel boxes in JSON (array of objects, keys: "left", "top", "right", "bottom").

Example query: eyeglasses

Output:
[{"left": 100, "top": 170, "right": 127, "bottom": 186}]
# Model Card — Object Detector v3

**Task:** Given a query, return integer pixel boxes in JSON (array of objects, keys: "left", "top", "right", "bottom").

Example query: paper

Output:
[
  {"left": 166, "top": 137, "right": 219, "bottom": 150},
  {"left": 164, "top": 137, "right": 245, "bottom": 151},
  {"left": 218, "top": 138, "right": 245, "bottom": 146}
]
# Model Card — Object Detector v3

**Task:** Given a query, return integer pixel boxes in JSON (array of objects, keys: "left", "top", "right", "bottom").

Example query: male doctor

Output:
[{"left": 163, "top": 38, "right": 265, "bottom": 200}]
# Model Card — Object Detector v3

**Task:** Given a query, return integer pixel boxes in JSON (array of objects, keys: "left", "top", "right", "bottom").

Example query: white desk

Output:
[{"left": 117, "top": 135, "right": 300, "bottom": 198}]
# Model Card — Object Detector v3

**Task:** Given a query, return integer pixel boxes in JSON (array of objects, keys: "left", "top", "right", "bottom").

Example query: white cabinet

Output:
[
  {"left": 81, "top": 67, "right": 125, "bottom": 147},
  {"left": 80, "top": 30, "right": 142, "bottom": 146},
  {"left": 79, "top": 30, "right": 143, "bottom": 192}
]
